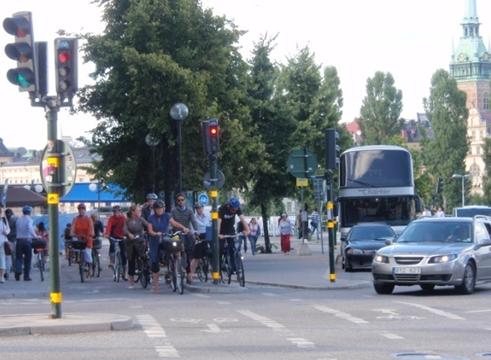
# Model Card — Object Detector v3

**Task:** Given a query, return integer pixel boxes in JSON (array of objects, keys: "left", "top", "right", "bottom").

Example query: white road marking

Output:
[
  {"left": 170, "top": 318, "right": 203, "bottom": 324},
  {"left": 137, "top": 314, "right": 179, "bottom": 358},
  {"left": 287, "top": 337, "right": 315, "bottom": 348},
  {"left": 373, "top": 308, "right": 424, "bottom": 320},
  {"left": 191, "top": 293, "right": 210, "bottom": 299},
  {"left": 465, "top": 309, "right": 491, "bottom": 314},
  {"left": 396, "top": 301, "right": 465, "bottom": 320},
  {"left": 381, "top": 332, "right": 404, "bottom": 340},
  {"left": 216, "top": 301, "right": 230, "bottom": 305},
  {"left": 289, "top": 298, "right": 303, "bottom": 302},
  {"left": 313, "top": 305, "right": 369, "bottom": 324},
  {"left": 213, "top": 317, "right": 238, "bottom": 324},
  {"left": 262, "top": 292, "right": 279, "bottom": 297},
  {"left": 202, "top": 323, "right": 228, "bottom": 333}
]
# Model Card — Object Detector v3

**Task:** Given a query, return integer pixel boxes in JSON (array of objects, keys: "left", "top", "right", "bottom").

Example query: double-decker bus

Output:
[{"left": 338, "top": 145, "right": 419, "bottom": 240}]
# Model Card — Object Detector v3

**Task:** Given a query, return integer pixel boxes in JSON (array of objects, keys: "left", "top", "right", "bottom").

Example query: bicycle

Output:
[
  {"left": 195, "top": 237, "right": 212, "bottom": 283},
  {"left": 91, "top": 237, "right": 102, "bottom": 278},
  {"left": 109, "top": 237, "right": 126, "bottom": 282},
  {"left": 32, "top": 238, "right": 47, "bottom": 282},
  {"left": 71, "top": 238, "right": 91, "bottom": 283},
  {"left": 161, "top": 231, "right": 186, "bottom": 294},
  {"left": 221, "top": 234, "right": 245, "bottom": 287},
  {"left": 133, "top": 236, "right": 150, "bottom": 289}
]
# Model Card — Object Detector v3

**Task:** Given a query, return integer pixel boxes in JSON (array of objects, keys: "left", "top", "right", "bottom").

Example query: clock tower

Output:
[{"left": 450, "top": 0, "right": 491, "bottom": 195}]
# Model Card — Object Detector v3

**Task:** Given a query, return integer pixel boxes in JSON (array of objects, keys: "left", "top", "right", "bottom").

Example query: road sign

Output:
[
  {"left": 198, "top": 192, "right": 209, "bottom": 206},
  {"left": 296, "top": 178, "right": 309, "bottom": 187},
  {"left": 313, "top": 176, "right": 324, "bottom": 201},
  {"left": 203, "top": 170, "right": 225, "bottom": 190},
  {"left": 40, "top": 139, "right": 77, "bottom": 196},
  {"left": 287, "top": 148, "right": 318, "bottom": 178}
]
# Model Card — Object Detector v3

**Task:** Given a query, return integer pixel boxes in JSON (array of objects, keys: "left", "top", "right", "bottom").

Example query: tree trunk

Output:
[{"left": 261, "top": 203, "right": 272, "bottom": 253}]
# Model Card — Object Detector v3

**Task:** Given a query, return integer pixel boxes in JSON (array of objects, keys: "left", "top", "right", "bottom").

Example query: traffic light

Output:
[
  {"left": 326, "top": 128, "right": 340, "bottom": 170},
  {"left": 55, "top": 37, "right": 78, "bottom": 101},
  {"left": 3, "top": 11, "right": 38, "bottom": 94},
  {"left": 202, "top": 119, "right": 220, "bottom": 155},
  {"left": 436, "top": 177, "right": 444, "bottom": 193}
]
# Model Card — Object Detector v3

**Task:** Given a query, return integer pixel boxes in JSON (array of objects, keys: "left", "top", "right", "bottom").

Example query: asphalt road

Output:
[{"left": 2, "top": 271, "right": 491, "bottom": 360}]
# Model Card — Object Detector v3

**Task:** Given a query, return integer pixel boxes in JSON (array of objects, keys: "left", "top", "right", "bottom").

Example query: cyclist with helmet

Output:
[
  {"left": 14, "top": 205, "right": 38, "bottom": 281},
  {"left": 104, "top": 205, "right": 127, "bottom": 277},
  {"left": 142, "top": 193, "right": 158, "bottom": 222},
  {"left": 147, "top": 200, "right": 185, "bottom": 293},
  {"left": 70, "top": 203, "right": 95, "bottom": 270},
  {"left": 188, "top": 202, "right": 211, "bottom": 281},
  {"left": 218, "top": 197, "right": 249, "bottom": 272}
]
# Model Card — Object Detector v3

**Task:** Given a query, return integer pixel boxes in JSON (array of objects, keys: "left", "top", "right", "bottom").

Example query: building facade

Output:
[{"left": 449, "top": 0, "right": 491, "bottom": 195}]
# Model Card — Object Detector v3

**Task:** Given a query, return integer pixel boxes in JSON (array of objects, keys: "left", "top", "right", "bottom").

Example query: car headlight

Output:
[
  {"left": 347, "top": 248, "right": 363, "bottom": 255},
  {"left": 373, "top": 255, "right": 389, "bottom": 263},
  {"left": 428, "top": 254, "right": 458, "bottom": 264}
]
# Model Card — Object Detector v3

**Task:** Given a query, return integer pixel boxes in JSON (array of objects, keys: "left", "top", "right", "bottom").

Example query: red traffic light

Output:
[
  {"left": 58, "top": 51, "right": 70, "bottom": 63},
  {"left": 209, "top": 126, "right": 218, "bottom": 136}
]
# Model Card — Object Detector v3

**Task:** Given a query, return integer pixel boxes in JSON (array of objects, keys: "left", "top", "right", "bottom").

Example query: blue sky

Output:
[{"left": 1, "top": 0, "right": 488, "bottom": 149}]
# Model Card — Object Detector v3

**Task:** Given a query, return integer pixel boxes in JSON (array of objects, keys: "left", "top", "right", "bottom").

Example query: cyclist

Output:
[
  {"left": 147, "top": 200, "right": 186, "bottom": 293},
  {"left": 189, "top": 202, "right": 211, "bottom": 281},
  {"left": 125, "top": 204, "right": 147, "bottom": 288},
  {"left": 70, "top": 203, "right": 95, "bottom": 271},
  {"left": 105, "top": 205, "right": 127, "bottom": 278},
  {"left": 170, "top": 193, "right": 199, "bottom": 283},
  {"left": 142, "top": 193, "right": 158, "bottom": 222},
  {"left": 218, "top": 197, "right": 249, "bottom": 272},
  {"left": 14, "top": 205, "right": 37, "bottom": 281}
]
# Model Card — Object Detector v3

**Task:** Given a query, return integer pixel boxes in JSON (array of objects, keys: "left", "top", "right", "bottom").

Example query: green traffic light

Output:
[{"left": 17, "top": 72, "right": 31, "bottom": 88}]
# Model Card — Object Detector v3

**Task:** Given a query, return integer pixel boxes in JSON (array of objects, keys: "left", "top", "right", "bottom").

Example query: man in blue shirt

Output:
[{"left": 15, "top": 205, "right": 38, "bottom": 281}]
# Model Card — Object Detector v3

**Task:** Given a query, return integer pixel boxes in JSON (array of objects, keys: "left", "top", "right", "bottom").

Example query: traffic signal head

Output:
[
  {"left": 3, "top": 11, "right": 38, "bottom": 93},
  {"left": 326, "top": 128, "right": 340, "bottom": 170},
  {"left": 201, "top": 119, "right": 220, "bottom": 155},
  {"left": 55, "top": 37, "right": 78, "bottom": 102}
]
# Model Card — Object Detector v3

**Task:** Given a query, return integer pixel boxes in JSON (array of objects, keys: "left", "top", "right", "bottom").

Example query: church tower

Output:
[{"left": 449, "top": 0, "right": 491, "bottom": 195}]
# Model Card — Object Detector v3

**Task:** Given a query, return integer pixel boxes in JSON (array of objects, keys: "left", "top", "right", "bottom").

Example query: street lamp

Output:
[
  {"left": 170, "top": 103, "right": 189, "bottom": 193},
  {"left": 145, "top": 133, "right": 160, "bottom": 192},
  {"left": 452, "top": 173, "right": 470, "bottom": 207}
]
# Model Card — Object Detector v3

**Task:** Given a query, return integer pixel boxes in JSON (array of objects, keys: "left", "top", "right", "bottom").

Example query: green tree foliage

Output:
[
  {"left": 423, "top": 69, "right": 468, "bottom": 211},
  {"left": 78, "top": 0, "right": 263, "bottom": 201},
  {"left": 359, "top": 71, "right": 403, "bottom": 145}
]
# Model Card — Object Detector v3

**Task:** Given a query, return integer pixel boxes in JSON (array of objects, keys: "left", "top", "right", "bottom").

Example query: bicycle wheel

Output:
[
  {"left": 79, "top": 256, "right": 85, "bottom": 283},
  {"left": 175, "top": 255, "right": 185, "bottom": 295},
  {"left": 92, "top": 249, "right": 101, "bottom": 278},
  {"left": 196, "top": 257, "right": 209, "bottom": 282},
  {"left": 235, "top": 252, "right": 245, "bottom": 287},
  {"left": 138, "top": 257, "right": 150, "bottom": 289},
  {"left": 38, "top": 254, "right": 45, "bottom": 282},
  {"left": 225, "top": 252, "right": 233, "bottom": 284},
  {"left": 170, "top": 255, "right": 177, "bottom": 292},
  {"left": 115, "top": 250, "right": 122, "bottom": 282}
]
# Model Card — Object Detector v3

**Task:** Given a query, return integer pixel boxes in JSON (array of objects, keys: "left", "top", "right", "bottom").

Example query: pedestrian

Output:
[
  {"left": 15, "top": 205, "right": 38, "bottom": 281},
  {"left": 279, "top": 213, "right": 293, "bottom": 254},
  {"left": 435, "top": 207, "right": 445, "bottom": 217},
  {"left": 0, "top": 206, "right": 11, "bottom": 283},
  {"left": 248, "top": 217, "right": 261, "bottom": 255},
  {"left": 5, "top": 208, "right": 16, "bottom": 279},
  {"left": 310, "top": 208, "right": 320, "bottom": 239},
  {"left": 301, "top": 204, "right": 309, "bottom": 240}
]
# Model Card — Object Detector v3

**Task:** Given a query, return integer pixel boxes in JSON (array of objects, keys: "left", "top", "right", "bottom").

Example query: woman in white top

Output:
[
  {"left": 0, "top": 207, "right": 11, "bottom": 283},
  {"left": 278, "top": 213, "right": 293, "bottom": 254},
  {"left": 248, "top": 218, "right": 261, "bottom": 255}
]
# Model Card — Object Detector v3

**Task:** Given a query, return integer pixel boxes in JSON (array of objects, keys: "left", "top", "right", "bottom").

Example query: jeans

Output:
[
  {"left": 15, "top": 238, "right": 32, "bottom": 279},
  {"left": 248, "top": 235, "right": 258, "bottom": 255}
]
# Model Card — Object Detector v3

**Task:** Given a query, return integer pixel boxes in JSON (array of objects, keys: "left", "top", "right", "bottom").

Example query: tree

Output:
[
  {"left": 78, "top": 0, "right": 263, "bottom": 202},
  {"left": 423, "top": 69, "right": 468, "bottom": 211},
  {"left": 359, "top": 71, "right": 403, "bottom": 145}
]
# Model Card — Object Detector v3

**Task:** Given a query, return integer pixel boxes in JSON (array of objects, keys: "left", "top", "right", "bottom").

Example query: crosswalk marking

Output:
[
  {"left": 137, "top": 314, "right": 179, "bottom": 358},
  {"left": 396, "top": 301, "right": 465, "bottom": 320},
  {"left": 381, "top": 332, "right": 404, "bottom": 340},
  {"left": 313, "top": 305, "right": 369, "bottom": 324}
]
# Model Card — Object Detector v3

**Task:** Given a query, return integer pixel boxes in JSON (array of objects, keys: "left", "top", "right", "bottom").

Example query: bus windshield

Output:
[
  {"left": 340, "top": 196, "right": 415, "bottom": 227},
  {"left": 341, "top": 149, "right": 412, "bottom": 188}
]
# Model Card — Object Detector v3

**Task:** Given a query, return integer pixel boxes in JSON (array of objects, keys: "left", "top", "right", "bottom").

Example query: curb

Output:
[
  {"left": 245, "top": 279, "right": 372, "bottom": 290},
  {"left": 185, "top": 282, "right": 248, "bottom": 294},
  {"left": 0, "top": 313, "right": 134, "bottom": 337}
]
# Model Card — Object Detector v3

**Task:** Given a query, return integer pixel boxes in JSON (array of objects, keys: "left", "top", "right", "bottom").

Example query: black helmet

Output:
[
  {"left": 146, "top": 193, "right": 158, "bottom": 200},
  {"left": 153, "top": 200, "right": 165, "bottom": 209}
]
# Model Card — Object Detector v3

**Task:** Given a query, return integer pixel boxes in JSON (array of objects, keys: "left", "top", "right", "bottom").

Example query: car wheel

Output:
[
  {"left": 420, "top": 284, "right": 435, "bottom": 293},
  {"left": 455, "top": 262, "right": 476, "bottom": 295},
  {"left": 373, "top": 282, "right": 394, "bottom": 295}
]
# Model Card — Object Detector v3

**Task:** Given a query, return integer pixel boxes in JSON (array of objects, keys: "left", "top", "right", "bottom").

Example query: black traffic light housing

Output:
[
  {"left": 3, "top": 11, "right": 38, "bottom": 94},
  {"left": 55, "top": 37, "right": 78, "bottom": 103},
  {"left": 326, "top": 128, "right": 340, "bottom": 171},
  {"left": 202, "top": 118, "right": 220, "bottom": 155},
  {"left": 436, "top": 177, "right": 444, "bottom": 194}
]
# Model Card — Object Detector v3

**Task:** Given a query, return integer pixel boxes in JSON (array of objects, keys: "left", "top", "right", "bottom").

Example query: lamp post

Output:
[
  {"left": 145, "top": 133, "right": 160, "bottom": 192},
  {"left": 452, "top": 173, "right": 470, "bottom": 207},
  {"left": 170, "top": 103, "right": 189, "bottom": 193}
]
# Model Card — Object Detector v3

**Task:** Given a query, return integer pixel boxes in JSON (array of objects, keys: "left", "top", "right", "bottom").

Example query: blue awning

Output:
[{"left": 61, "top": 182, "right": 127, "bottom": 203}]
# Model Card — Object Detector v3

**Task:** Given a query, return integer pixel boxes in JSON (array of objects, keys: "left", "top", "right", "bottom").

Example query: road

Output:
[{"left": 1, "top": 258, "right": 491, "bottom": 360}]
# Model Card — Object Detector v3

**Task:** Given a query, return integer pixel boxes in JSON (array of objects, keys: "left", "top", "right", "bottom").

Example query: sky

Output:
[{"left": 0, "top": 0, "right": 489, "bottom": 150}]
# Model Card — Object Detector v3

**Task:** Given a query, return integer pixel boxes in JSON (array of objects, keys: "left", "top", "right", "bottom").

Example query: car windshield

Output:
[
  {"left": 349, "top": 226, "right": 394, "bottom": 241},
  {"left": 397, "top": 221, "right": 472, "bottom": 243}
]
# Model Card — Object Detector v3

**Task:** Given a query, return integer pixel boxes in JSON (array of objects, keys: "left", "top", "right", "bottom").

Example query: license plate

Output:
[{"left": 393, "top": 267, "right": 421, "bottom": 274}]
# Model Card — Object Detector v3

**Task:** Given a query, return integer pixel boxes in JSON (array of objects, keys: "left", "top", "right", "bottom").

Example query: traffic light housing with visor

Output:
[
  {"left": 326, "top": 128, "right": 340, "bottom": 171},
  {"left": 202, "top": 119, "right": 220, "bottom": 155},
  {"left": 55, "top": 37, "right": 78, "bottom": 102},
  {"left": 3, "top": 11, "right": 38, "bottom": 94}
]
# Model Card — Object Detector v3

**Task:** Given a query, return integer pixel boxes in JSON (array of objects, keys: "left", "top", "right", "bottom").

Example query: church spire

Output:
[{"left": 462, "top": 0, "right": 480, "bottom": 37}]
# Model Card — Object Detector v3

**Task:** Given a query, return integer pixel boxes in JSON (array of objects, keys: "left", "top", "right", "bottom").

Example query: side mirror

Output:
[{"left": 385, "top": 238, "right": 394, "bottom": 246}]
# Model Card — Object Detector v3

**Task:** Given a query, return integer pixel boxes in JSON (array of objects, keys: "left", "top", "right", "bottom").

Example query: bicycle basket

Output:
[{"left": 71, "top": 239, "right": 87, "bottom": 250}]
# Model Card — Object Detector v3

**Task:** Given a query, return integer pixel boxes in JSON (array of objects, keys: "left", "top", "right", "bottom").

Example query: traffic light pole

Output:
[
  {"left": 45, "top": 97, "right": 62, "bottom": 318},
  {"left": 326, "top": 171, "right": 336, "bottom": 283},
  {"left": 209, "top": 154, "right": 220, "bottom": 283}
]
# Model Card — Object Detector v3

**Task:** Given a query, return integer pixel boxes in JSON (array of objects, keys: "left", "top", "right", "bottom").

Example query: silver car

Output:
[{"left": 372, "top": 216, "right": 491, "bottom": 294}]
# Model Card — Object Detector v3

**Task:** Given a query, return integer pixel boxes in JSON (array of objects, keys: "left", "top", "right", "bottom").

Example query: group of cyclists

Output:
[{"left": 67, "top": 192, "right": 249, "bottom": 293}]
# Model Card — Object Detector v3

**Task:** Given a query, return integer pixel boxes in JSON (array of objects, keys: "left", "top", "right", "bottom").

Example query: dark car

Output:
[{"left": 341, "top": 223, "right": 396, "bottom": 272}]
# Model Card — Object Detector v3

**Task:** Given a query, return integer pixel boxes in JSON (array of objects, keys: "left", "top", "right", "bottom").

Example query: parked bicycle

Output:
[
  {"left": 32, "top": 238, "right": 47, "bottom": 282},
  {"left": 221, "top": 234, "right": 245, "bottom": 287}
]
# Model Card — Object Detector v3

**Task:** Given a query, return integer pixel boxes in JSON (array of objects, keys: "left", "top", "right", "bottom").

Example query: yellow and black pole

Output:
[
  {"left": 45, "top": 97, "right": 62, "bottom": 318},
  {"left": 210, "top": 186, "right": 220, "bottom": 283},
  {"left": 326, "top": 196, "right": 336, "bottom": 283}
]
